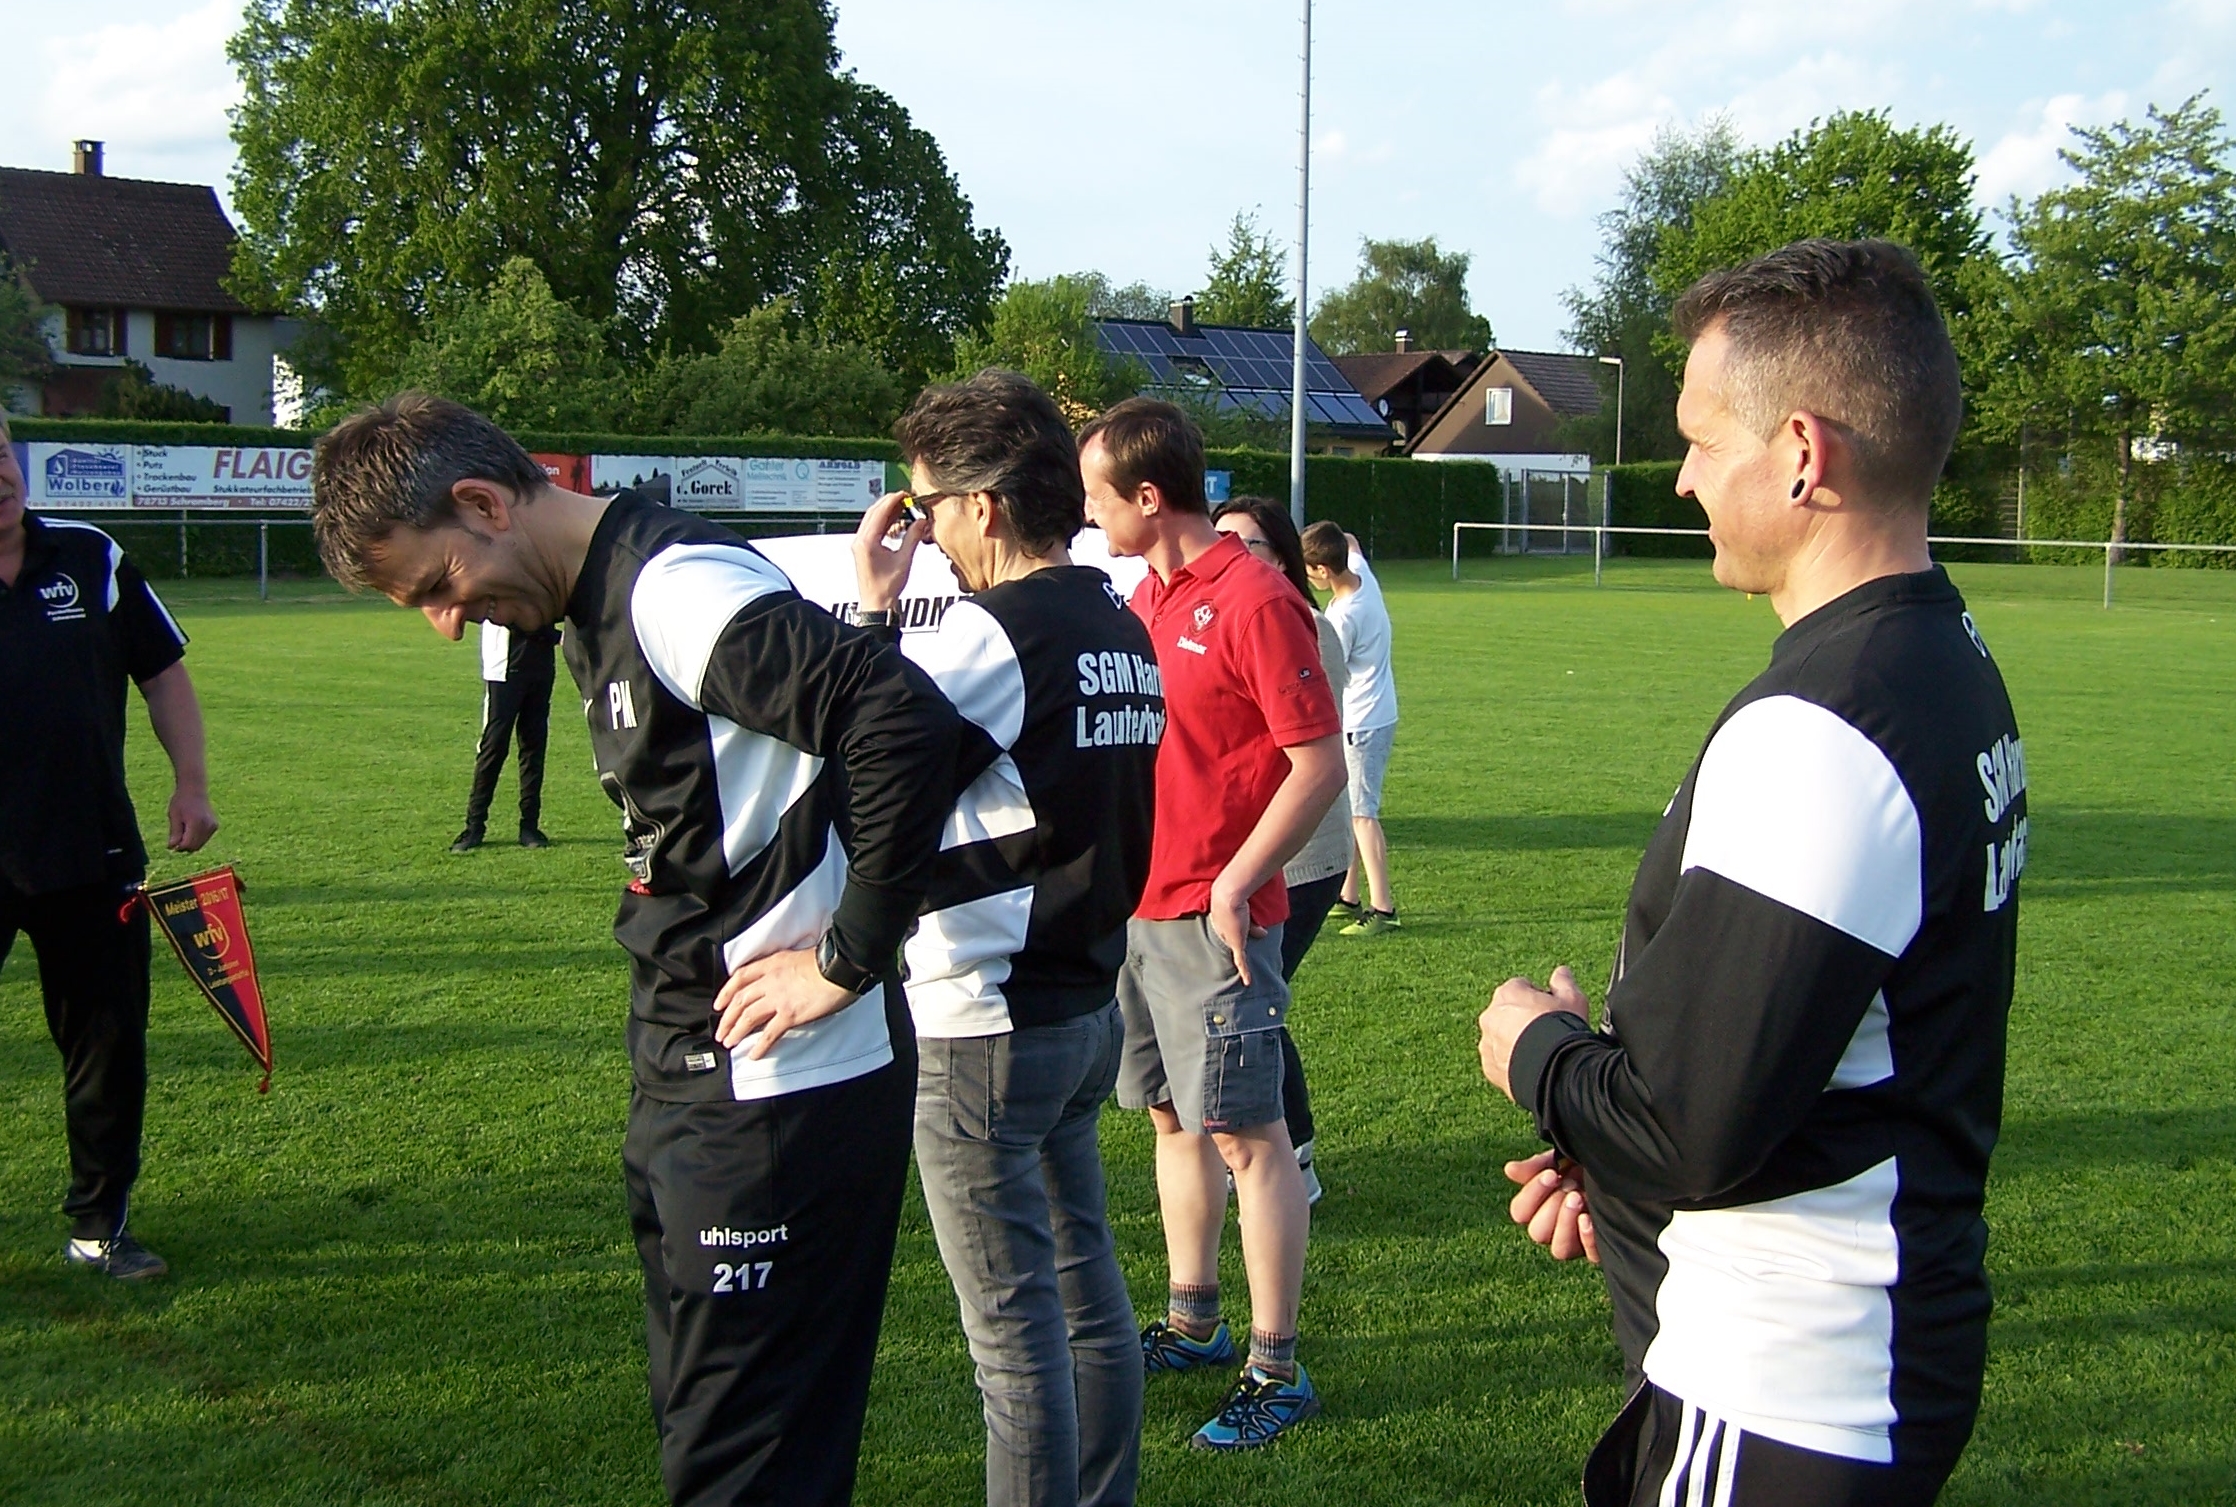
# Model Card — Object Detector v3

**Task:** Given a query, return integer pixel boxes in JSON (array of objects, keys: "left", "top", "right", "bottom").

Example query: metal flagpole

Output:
[{"left": 1288, "top": 0, "right": 1312, "bottom": 529}]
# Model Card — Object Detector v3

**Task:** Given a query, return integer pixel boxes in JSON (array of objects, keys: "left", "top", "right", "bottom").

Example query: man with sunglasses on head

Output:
[{"left": 851, "top": 368, "right": 1160, "bottom": 1507}]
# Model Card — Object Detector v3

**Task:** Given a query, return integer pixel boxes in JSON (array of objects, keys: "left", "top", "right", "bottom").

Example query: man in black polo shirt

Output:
[
  {"left": 0, "top": 414, "right": 220, "bottom": 1281},
  {"left": 311, "top": 394, "right": 959, "bottom": 1507}
]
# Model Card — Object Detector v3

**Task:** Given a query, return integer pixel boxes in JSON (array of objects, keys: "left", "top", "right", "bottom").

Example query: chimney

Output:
[
  {"left": 1169, "top": 297, "right": 1196, "bottom": 337},
  {"left": 1394, "top": 328, "right": 1411, "bottom": 353},
  {"left": 73, "top": 140, "right": 104, "bottom": 176}
]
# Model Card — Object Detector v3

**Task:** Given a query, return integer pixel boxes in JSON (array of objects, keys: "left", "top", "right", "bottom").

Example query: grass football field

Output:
[{"left": 3, "top": 554, "right": 2232, "bottom": 1505}]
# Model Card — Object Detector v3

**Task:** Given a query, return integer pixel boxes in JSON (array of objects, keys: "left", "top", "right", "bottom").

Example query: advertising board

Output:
[
  {"left": 590, "top": 454, "right": 885, "bottom": 512},
  {"left": 25, "top": 443, "right": 132, "bottom": 508},
  {"left": 754, "top": 526, "right": 1149, "bottom": 635},
  {"left": 133, "top": 446, "right": 315, "bottom": 508}
]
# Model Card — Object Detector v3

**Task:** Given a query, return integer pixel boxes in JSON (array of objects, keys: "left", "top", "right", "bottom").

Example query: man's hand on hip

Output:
[
  {"left": 1477, "top": 964, "right": 1588, "bottom": 1099},
  {"left": 714, "top": 948, "right": 861, "bottom": 1059}
]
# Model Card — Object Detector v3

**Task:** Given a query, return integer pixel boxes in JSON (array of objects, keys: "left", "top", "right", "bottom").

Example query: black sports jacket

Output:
[
  {"left": 562, "top": 493, "right": 959, "bottom": 1102},
  {"left": 1511, "top": 567, "right": 2025, "bottom": 1469},
  {"left": 873, "top": 565, "right": 1162, "bottom": 1036}
]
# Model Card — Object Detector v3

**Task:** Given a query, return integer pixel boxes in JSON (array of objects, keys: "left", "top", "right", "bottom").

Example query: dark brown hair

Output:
[
  {"left": 1299, "top": 519, "right": 1349, "bottom": 572},
  {"left": 311, "top": 393, "right": 546, "bottom": 589},
  {"left": 894, "top": 369, "right": 1084, "bottom": 554},
  {"left": 1075, "top": 396, "right": 1207, "bottom": 514},
  {"left": 1212, "top": 494, "right": 1313, "bottom": 602},
  {"left": 1672, "top": 238, "right": 1961, "bottom": 508}
]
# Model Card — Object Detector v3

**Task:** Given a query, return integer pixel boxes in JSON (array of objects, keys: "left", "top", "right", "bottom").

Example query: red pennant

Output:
[{"left": 126, "top": 866, "right": 273, "bottom": 1093}]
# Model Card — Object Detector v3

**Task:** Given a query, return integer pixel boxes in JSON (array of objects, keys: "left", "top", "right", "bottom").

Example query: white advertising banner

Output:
[
  {"left": 132, "top": 445, "right": 315, "bottom": 508},
  {"left": 25, "top": 443, "right": 132, "bottom": 508},
  {"left": 754, "top": 527, "right": 1150, "bottom": 635},
  {"left": 591, "top": 454, "right": 887, "bottom": 512}
]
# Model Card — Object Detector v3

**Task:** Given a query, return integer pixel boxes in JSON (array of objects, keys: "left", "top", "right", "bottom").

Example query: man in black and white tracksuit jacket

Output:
[
  {"left": 310, "top": 395, "right": 959, "bottom": 1507},
  {"left": 853, "top": 372, "right": 1159, "bottom": 1507},
  {"left": 1479, "top": 241, "right": 2023, "bottom": 1506}
]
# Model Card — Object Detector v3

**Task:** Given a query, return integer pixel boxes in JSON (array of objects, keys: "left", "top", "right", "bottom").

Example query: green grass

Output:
[{"left": 4, "top": 556, "right": 2232, "bottom": 1505}]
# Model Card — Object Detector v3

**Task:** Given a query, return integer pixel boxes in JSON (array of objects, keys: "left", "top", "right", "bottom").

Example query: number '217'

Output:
[{"left": 713, "top": 1261, "right": 773, "bottom": 1293}]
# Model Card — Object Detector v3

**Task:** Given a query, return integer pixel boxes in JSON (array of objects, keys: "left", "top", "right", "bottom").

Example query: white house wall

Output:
[
  {"left": 39, "top": 309, "right": 280, "bottom": 425},
  {"left": 142, "top": 314, "right": 280, "bottom": 426}
]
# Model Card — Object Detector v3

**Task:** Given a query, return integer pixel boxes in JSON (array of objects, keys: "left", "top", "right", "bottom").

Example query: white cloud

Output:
[
  {"left": 37, "top": 0, "right": 240, "bottom": 183},
  {"left": 1974, "top": 91, "right": 2128, "bottom": 209}
]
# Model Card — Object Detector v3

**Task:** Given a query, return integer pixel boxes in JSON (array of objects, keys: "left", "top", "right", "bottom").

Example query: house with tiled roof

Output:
[
  {"left": 1406, "top": 346, "right": 1606, "bottom": 473},
  {"left": 1329, "top": 332, "right": 1480, "bottom": 446},
  {"left": 0, "top": 142, "right": 291, "bottom": 424}
]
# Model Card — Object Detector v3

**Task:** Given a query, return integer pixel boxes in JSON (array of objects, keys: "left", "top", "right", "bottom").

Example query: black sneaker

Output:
[
  {"left": 65, "top": 1230, "right": 169, "bottom": 1281},
  {"left": 449, "top": 827, "right": 485, "bottom": 854},
  {"left": 518, "top": 826, "right": 550, "bottom": 849}
]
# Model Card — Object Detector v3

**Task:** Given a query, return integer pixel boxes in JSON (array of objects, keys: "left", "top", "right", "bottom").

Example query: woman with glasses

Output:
[{"left": 1208, "top": 495, "right": 1349, "bottom": 1204}]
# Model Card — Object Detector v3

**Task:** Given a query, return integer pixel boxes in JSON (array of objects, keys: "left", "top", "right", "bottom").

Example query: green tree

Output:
[
  {"left": 1308, "top": 237, "right": 1493, "bottom": 356},
  {"left": 1982, "top": 97, "right": 2236, "bottom": 558},
  {"left": 1196, "top": 212, "right": 1292, "bottom": 328},
  {"left": 96, "top": 361, "right": 233, "bottom": 422},
  {"left": 1652, "top": 112, "right": 1991, "bottom": 344},
  {"left": 639, "top": 301, "right": 901, "bottom": 436},
  {"left": 800, "top": 80, "right": 1011, "bottom": 387},
  {"left": 950, "top": 275, "right": 1141, "bottom": 423},
  {"left": 1563, "top": 119, "right": 1741, "bottom": 461},
  {"left": 1082, "top": 275, "right": 1172, "bottom": 321},
  {"left": 394, "top": 258, "right": 624, "bottom": 432},
  {"left": 229, "top": 0, "right": 1005, "bottom": 397},
  {"left": 0, "top": 255, "right": 54, "bottom": 406}
]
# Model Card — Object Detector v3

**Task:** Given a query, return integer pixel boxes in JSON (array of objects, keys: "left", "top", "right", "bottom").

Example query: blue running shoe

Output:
[
  {"left": 1190, "top": 1364, "right": 1320, "bottom": 1450},
  {"left": 1141, "top": 1317, "right": 1236, "bottom": 1374}
]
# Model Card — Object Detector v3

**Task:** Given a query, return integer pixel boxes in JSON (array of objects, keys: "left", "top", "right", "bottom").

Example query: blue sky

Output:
[{"left": 2, "top": 0, "right": 2229, "bottom": 350}]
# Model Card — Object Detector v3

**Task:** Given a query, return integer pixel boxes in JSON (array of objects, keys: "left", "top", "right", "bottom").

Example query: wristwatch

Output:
[
  {"left": 815, "top": 928, "right": 881, "bottom": 995},
  {"left": 856, "top": 607, "right": 895, "bottom": 628}
]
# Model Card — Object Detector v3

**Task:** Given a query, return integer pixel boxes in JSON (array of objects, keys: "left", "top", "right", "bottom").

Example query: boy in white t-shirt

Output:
[{"left": 1301, "top": 522, "right": 1399, "bottom": 935}]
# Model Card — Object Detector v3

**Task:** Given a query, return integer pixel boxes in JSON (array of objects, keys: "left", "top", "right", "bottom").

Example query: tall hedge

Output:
[
  {"left": 1604, "top": 462, "right": 1706, "bottom": 556},
  {"left": 1210, "top": 450, "right": 1506, "bottom": 557}
]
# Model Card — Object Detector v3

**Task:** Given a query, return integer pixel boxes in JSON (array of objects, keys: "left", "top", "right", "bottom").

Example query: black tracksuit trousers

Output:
[
  {"left": 624, "top": 988, "right": 916, "bottom": 1507},
  {"left": 0, "top": 878, "right": 151, "bottom": 1240},
  {"left": 464, "top": 661, "right": 553, "bottom": 834}
]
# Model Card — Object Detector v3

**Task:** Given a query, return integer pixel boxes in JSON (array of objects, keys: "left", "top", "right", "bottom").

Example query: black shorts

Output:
[{"left": 1585, "top": 1385, "right": 1959, "bottom": 1507}]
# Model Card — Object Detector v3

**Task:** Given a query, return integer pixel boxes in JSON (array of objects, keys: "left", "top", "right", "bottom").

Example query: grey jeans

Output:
[{"left": 915, "top": 1002, "right": 1143, "bottom": 1507}]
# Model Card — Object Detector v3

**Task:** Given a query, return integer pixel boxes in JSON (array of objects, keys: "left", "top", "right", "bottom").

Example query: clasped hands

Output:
[{"left": 1480, "top": 964, "right": 1599, "bottom": 1265}]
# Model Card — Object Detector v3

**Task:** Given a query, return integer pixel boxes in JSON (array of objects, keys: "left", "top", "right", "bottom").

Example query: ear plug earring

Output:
[{"left": 1791, "top": 478, "right": 1808, "bottom": 499}]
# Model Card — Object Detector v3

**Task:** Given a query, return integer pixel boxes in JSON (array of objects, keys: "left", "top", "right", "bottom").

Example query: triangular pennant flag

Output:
[{"left": 126, "top": 866, "right": 273, "bottom": 1093}]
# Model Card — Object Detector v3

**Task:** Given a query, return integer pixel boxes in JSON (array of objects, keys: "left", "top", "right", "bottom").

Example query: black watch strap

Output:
[
  {"left": 815, "top": 929, "right": 881, "bottom": 995},
  {"left": 856, "top": 607, "right": 894, "bottom": 628}
]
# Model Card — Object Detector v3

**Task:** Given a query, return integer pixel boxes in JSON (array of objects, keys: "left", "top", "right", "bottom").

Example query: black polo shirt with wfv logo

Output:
[{"left": 0, "top": 513, "right": 188, "bottom": 896}]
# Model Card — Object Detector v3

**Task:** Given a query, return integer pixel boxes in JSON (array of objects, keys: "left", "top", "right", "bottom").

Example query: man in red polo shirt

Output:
[{"left": 1079, "top": 398, "right": 1344, "bottom": 1450}]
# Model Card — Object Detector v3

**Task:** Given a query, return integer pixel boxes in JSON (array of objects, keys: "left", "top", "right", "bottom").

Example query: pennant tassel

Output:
[{"left": 135, "top": 865, "right": 274, "bottom": 1091}]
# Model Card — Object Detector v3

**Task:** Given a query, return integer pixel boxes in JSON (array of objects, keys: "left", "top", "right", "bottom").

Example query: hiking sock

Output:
[
  {"left": 1169, "top": 1283, "right": 1222, "bottom": 1339},
  {"left": 1248, "top": 1329, "right": 1298, "bottom": 1381}
]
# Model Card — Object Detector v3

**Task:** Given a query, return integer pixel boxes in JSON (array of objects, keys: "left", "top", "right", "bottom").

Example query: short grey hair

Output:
[
  {"left": 310, "top": 393, "right": 546, "bottom": 589},
  {"left": 1673, "top": 238, "right": 1962, "bottom": 509}
]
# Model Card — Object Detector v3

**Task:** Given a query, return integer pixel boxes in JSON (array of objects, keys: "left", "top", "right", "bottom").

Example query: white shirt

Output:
[
  {"left": 1324, "top": 551, "right": 1398, "bottom": 732},
  {"left": 479, "top": 622, "right": 510, "bottom": 681}
]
